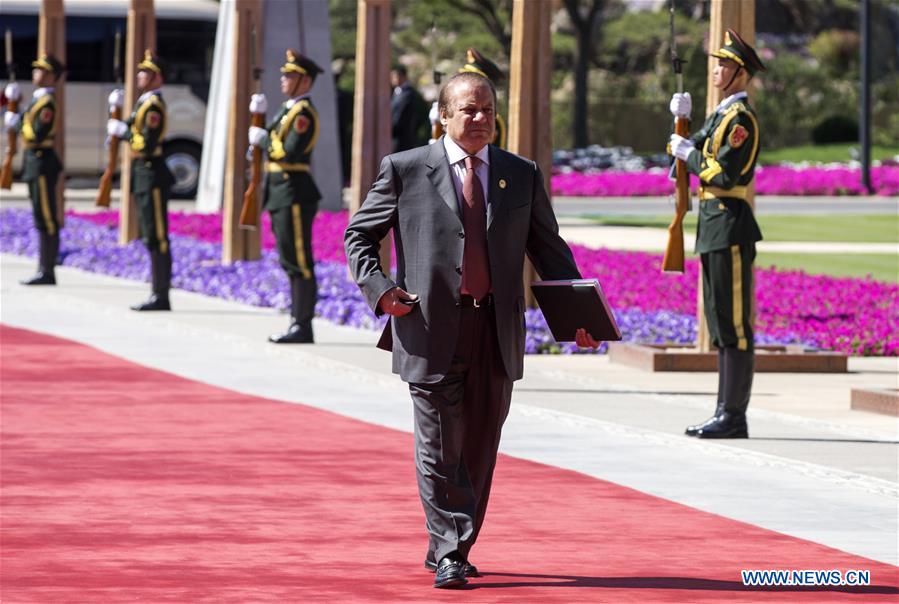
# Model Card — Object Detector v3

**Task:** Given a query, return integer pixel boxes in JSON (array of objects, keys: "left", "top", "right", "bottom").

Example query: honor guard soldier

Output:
[
  {"left": 4, "top": 54, "right": 65, "bottom": 285},
  {"left": 668, "top": 29, "right": 766, "bottom": 439},
  {"left": 107, "top": 50, "right": 175, "bottom": 311},
  {"left": 429, "top": 48, "right": 506, "bottom": 148},
  {"left": 247, "top": 50, "right": 323, "bottom": 344}
]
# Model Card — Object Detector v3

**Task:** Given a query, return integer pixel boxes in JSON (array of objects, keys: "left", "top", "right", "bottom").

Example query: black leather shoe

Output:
[
  {"left": 425, "top": 558, "right": 479, "bottom": 577},
  {"left": 433, "top": 557, "right": 467, "bottom": 589},
  {"left": 685, "top": 414, "right": 721, "bottom": 437},
  {"left": 130, "top": 294, "right": 171, "bottom": 311},
  {"left": 20, "top": 270, "right": 56, "bottom": 285},
  {"left": 268, "top": 322, "right": 313, "bottom": 344},
  {"left": 693, "top": 412, "right": 748, "bottom": 439}
]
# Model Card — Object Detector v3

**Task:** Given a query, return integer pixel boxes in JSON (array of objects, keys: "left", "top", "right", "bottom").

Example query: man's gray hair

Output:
[{"left": 437, "top": 72, "right": 497, "bottom": 117}]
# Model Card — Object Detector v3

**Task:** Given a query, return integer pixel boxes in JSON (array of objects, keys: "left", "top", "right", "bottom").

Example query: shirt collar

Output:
[
  {"left": 443, "top": 135, "right": 490, "bottom": 167},
  {"left": 716, "top": 91, "right": 748, "bottom": 113},
  {"left": 138, "top": 88, "right": 162, "bottom": 104},
  {"left": 33, "top": 87, "right": 54, "bottom": 98},
  {"left": 285, "top": 94, "right": 309, "bottom": 109}
]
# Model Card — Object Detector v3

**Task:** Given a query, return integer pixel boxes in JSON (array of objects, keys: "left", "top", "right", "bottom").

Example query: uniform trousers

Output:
[
  {"left": 409, "top": 303, "right": 513, "bottom": 564},
  {"left": 27, "top": 171, "right": 59, "bottom": 235},
  {"left": 701, "top": 242, "right": 756, "bottom": 352},
  {"left": 270, "top": 202, "right": 317, "bottom": 280},
  {"left": 136, "top": 186, "right": 170, "bottom": 254}
]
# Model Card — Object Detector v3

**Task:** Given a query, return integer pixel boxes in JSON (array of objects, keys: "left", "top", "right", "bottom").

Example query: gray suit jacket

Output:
[{"left": 344, "top": 139, "right": 581, "bottom": 384}]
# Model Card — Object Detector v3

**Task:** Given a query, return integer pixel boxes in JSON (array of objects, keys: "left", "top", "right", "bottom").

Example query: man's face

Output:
[
  {"left": 390, "top": 70, "right": 405, "bottom": 88},
  {"left": 136, "top": 69, "right": 154, "bottom": 91},
  {"left": 441, "top": 79, "right": 495, "bottom": 155},
  {"left": 712, "top": 57, "right": 744, "bottom": 91},
  {"left": 32, "top": 68, "right": 53, "bottom": 88},
  {"left": 280, "top": 72, "right": 311, "bottom": 97}
]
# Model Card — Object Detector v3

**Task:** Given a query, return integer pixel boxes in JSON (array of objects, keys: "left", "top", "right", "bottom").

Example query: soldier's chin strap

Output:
[
  {"left": 724, "top": 65, "right": 744, "bottom": 94},
  {"left": 288, "top": 75, "right": 304, "bottom": 99}
]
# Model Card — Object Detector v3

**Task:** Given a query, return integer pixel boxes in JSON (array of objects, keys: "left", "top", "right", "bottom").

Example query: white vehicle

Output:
[{"left": 0, "top": 0, "right": 218, "bottom": 198}]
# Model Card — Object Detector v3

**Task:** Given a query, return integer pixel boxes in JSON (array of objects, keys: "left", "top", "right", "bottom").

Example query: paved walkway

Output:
[{"left": 2, "top": 254, "right": 896, "bottom": 568}]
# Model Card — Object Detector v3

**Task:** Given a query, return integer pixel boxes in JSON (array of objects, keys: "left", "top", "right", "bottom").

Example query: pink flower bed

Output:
[
  {"left": 73, "top": 210, "right": 349, "bottom": 263},
  {"left": 551, "top": 165, "right": 899, "bottom": 197},
  {"left": 569, "top": 246, "right": 898, "bottom": 356},
  {"left": 70, "top": 209, "right": 898, "bottom": 356}
]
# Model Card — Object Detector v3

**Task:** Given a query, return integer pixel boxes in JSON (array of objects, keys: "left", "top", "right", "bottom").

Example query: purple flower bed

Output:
[
  {"left": 4, "top": 208, "right": 896, "bottom": 356},
  {"left": 551, "top": 165, "right": 899, "bottom": 197}
]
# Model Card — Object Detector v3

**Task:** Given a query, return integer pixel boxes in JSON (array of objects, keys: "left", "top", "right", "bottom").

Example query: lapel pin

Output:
[{"left": 498, "top": 178, "right": 507, "bottom": 189}]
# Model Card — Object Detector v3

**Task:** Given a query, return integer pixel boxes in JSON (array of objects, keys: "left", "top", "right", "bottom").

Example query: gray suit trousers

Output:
[{"left": 410, "top": 304, "right": 513, "bottom": 563}]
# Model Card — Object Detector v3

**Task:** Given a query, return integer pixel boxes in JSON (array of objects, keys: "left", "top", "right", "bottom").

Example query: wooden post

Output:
[
  {"left": 508, "top": 0, "right": 552, "bottom": 307},
  {"left": 119, "top": 0, "right": 155, "bottom": 245},
  {"left": 349, "top": 0, "right": 392, "bottom": 266},
  {"left": 697, "top": 0, "right": 755, "bottom": 352},
  {"left": 222, "top": 0, "right": 262, "bottom": 263},
  {"left": 38, "top": 0, "right": 65, "bottom": 229}
]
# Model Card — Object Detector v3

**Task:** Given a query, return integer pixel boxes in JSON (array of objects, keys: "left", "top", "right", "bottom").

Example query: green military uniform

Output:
[
  {"left": 459, "top": 48, "right": 506, "bottom": 148},
  {"left": 123, "top": 51, "right": 175, "bottom": 311},
  {"left": 261, "top": 50, "right": 324, "bottom": 343},
  {"left": 688, "top": 92, "right": 762, "bottom": 352},
  {"left": 675, "top": 29, "right": 767, "bottom": 439},
  {"left": 17, "top": 54, "right": 64, "bottom": 286}
]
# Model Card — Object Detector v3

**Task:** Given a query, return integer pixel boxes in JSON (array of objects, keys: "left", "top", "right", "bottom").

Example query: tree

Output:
[
  {"left": 562, "top": 0, "right": 606, "bottom": 149},
  {"left": 443, "top": 0, "right": 513, "bottom": 57}
]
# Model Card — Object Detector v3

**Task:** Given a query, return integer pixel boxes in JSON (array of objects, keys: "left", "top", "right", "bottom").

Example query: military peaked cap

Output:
[
  {"left": 281, "top": 49, "right": 323, "bottom": 79},
  {"left": 137, "top": 49, "right": 166, "bottom": 78},
  {"left": 459, "top": 48, "right": 504, "bottom": 83},
  {"left": 32, "top": 53, "right": 65, "bottom": 76},
  {"left": 710, "top": 29, "right": 766, "bottom": 77}
]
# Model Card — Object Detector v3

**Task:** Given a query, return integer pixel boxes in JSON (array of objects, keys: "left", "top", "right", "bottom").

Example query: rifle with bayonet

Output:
[
  {"left": 429, "top": 20, "right": 444, "bottom": 142},
  {"left": 661, "top": 0, "right": 691, "bottom": 274},
  {"left": 239, "top": 23, "right": 263, "bottom": 230},
  {"left": 1, "top": 28, "right": 18, "bottom": 190},
  {"left": 96, "top": 29, "right": 123, "bottom": 207}
]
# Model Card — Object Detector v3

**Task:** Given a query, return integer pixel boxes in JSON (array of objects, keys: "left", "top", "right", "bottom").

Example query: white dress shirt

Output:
[
  {"left": 715, "top": 91, "right": 748, "bottom": 114},
  {"left": 285, "top": 94, "right": 310, "bottom": 109},
  {"left": 443, "top": 135, "right": 490, "bottom": 210},
  {"left": 137, "top": 88, "right": 162, "bottom": 104}
]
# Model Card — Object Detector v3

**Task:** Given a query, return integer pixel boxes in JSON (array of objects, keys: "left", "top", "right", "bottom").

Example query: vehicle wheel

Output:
[{"left": 164, "top": 141, "right": 201, "bottom": 199}]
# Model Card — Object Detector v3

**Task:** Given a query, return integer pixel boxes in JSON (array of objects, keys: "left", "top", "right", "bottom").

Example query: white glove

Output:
[
  {"left": 249, "top": 93, "right": 268, "bottom": 114},
  {"left": 4, "top": 111, "right": 20, "bottom": 128},
  {"left": 428, "top": 101, "right": 439, "bottom": 126},
  {"left": 248, "top": 125, "right": 267, "bottom": 147},
  {"left": 107, "top": 88, "right": 125, "bottom": 110},
  {"left": 669, "top": 92, "right": 692, "bottom": 118},
  {"left": 4, "top": 82, "right": 21, "bottom": 102},
  {"left": 669, "top": 134, "right": 695, "bottom": 161},
  {"left": 107, "top": 118, "right": 128, "bottom": 139}
]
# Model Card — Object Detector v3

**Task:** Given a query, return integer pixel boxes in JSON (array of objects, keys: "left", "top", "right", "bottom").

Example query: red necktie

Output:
[{"left": 461, "top": 155, "right": 490, "bottom": 300}]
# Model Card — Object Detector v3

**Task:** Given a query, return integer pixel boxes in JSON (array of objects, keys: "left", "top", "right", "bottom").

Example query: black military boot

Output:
[
  {"left": 694, "top": 348, "right": 753, "bottom": 439},
  {"left": 131, "top": 251, "right": 172, "bottom": 311},
  {"left": 20, "top": 231, "right": 58, "bottom": 285},
  {"left": 685, "top": 349, "right": 725, "bottom": 436},
  {"left": 269, "top": 275, "right": 315, "bottom": 344}
]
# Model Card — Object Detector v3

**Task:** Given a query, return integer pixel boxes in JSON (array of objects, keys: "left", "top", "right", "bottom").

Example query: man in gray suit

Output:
[{"left": 345, "top": 72, "right": 598, "bottom": 589}]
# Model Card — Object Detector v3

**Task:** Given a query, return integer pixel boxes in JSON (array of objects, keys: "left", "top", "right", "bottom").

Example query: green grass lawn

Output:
[
  {"left": 756, "top": 253, "right": 897, "bottom": 282},
  {"left": 759, "top": 144, "right": 899, "bottom": 165},
  {"left": 583, "top": 214, "right": 899, "bottom": 243}
]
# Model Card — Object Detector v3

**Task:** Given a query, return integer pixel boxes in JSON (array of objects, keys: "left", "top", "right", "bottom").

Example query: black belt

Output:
[{"left": 459, "top": 294, "right": 493, "bottom": 308}]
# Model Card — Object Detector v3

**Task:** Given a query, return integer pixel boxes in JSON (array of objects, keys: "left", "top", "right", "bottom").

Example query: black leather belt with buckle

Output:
[{"left": 459, "top": 294, "right": 494, "bottom": 308}]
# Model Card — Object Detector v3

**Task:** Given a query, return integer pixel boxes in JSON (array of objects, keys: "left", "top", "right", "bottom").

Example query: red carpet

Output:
[{"left": 1, "top": 324, "right": 896, "bottom": 602}]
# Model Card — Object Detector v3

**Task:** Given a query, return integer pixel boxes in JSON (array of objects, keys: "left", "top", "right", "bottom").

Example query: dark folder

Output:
[{"left": 530, "top": 279, "right": 622, "bottom": 343}]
